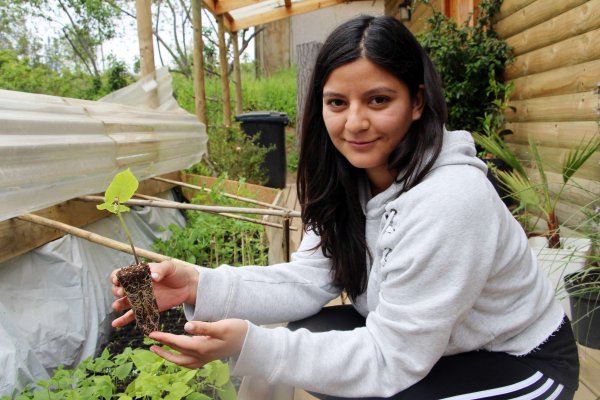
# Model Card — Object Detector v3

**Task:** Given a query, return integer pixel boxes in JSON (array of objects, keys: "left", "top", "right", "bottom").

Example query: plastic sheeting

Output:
[
  {"left": 0, "top": 67, "right": 207, "bottom": 222},
  {"left": 0, "top": 192, "right": 186, "bottom": 397}
]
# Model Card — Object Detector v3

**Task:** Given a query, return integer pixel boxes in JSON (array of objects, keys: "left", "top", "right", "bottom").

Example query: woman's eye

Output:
[
  {"left": 370, "top": 96, "right": 389, "bottom": 105},
  {"left": 326, "top": 99, "right": 345, "bottom": 107}
]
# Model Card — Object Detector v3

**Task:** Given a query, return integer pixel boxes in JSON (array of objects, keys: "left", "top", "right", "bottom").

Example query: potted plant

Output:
[
  {"left": 563, "top": 205, "right": 600, "bottom": 348},
  {"left": 97, "top": 168, "right": 160, "bottom": 336},
  {"left": 564, "top": 267, "right": 600, "bottom": 348},
  {"left": 473, "top": 132, "right": 600, "bottom": 316}
]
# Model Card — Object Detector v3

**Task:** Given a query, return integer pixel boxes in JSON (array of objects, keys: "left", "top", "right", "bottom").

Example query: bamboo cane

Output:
[
  {"left": 78, "top": 195, "right": 301, "bottom": 218},
  {"left": 16, "top": 213, "right": 198, "bottom": 270},
  {"left": 151, "top": 176, "right": 290, "bottom": 211},
  {"left": 134, "top": 193, "right": 298, "bottom": 231}
]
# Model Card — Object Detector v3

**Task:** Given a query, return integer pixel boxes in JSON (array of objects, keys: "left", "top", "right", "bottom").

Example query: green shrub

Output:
[
  {"left": 153, "top": 178, "right": 270, "bottom": 267},
  {"left": 242, "top": 66, "right": 297, "bottom": 124},
  {"left": 188, "top": 125, "right": 273, "bottom": 185},
  {"left": 171, "top": 65, "right": 297, "bottom": 128},
  {"left": 417, "top": 0, "right": 513, "bottom": 134},
  {"left": 0, "top": 49, "right": 133, "bottom": 100},
  {"left": 1, "top": 344, "right": 236, "bottom": 400}
]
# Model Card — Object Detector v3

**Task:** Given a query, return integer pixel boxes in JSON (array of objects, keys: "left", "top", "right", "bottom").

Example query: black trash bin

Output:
[{"left": 235, "top": 111, "right": 289, "bottom": 189}]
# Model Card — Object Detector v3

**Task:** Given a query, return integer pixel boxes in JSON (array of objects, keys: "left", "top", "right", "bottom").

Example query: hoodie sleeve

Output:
[
  {"left": 184, "top": 229, "right": 341, "bottom": 325},
  {"left": 230, "top": 166, "right": 520, "bottom": 397}
]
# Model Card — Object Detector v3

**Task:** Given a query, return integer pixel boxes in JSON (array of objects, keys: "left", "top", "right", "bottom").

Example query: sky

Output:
[{"left": 101, "top": 10, "right": 255, "bottom": 73}]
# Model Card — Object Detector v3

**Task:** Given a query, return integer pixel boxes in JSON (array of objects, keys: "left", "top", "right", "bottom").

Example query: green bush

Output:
[
  {"left": 1, "top": 345, "right": 236, "bottom": 400},
  {"left": 172, "top": 65, "right": 297, "bottom": 184},
  {"left": 417, "top": 0, "right": 513, "bottom": 134},
  {"left": 188, "top": 125, "right": 273, "bottom": 185},
  {"left": 171, "top": 64, "right": 296, "bottom": 127},
  {"left": 153, "top": 178, "right": 270, "bottom": 267},
  {"left": 0, "top": 49, "right": 133, "bottom": 99}
]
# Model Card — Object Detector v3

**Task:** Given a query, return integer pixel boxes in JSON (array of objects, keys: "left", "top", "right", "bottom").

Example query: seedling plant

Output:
[
  {"left": 97, "top": 168, "right": 160, "bottom": 336},
  {"left": 1, "top": 342, "right": 236, "bottom": 400}
]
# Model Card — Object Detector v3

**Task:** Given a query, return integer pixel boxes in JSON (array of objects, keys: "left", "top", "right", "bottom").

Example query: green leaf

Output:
[
  {"left": 174, "top": 368, "right": 198, "bottom": 384},
  {"left": 96, "top": 168, "right": 139, "bottom": 214},
  {"left": 217, "top": 381, "right": 238, "bottom": 400},
  {"left": 562, "top": 136, "right": 600, "bottom": 184},
  {"left": 130, "top": 349, "right": 164, "bottom": 373},
  {"left": 186, "top": 394, "right": 212, "bottom": 400},
  {"left": 210, "top": 361, "right": 231, "bottom": 387},
  {"left": 163, "top": 382, "right": 192, "bottom": 400},
  {"left": 113, "top": 361, "right": 133, "bottom": 381}
]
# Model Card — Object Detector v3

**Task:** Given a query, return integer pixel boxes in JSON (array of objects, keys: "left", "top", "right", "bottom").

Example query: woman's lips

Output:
[{"left": 347, "top": 138, "right": 378, "bottom": 149}]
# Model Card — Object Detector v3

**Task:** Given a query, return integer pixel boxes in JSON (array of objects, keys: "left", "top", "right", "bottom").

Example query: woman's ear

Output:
[{"left": 411, "top": 85, "right": 426, "bottom": 121}]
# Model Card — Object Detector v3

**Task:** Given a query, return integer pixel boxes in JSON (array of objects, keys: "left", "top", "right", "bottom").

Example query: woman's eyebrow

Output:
[
  {"left": 322, "top": 87, "right": 397, "bottom": 98},
  {"left": 322, "top": 91, "right": 344, "bottom": 98},
  {"left": 364, "top": 87, "right": 397, "bottom": 96}
]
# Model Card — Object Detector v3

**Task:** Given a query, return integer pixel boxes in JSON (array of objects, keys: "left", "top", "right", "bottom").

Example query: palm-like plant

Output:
[{"left": 473, "top": 133, "right": 600, "bottom": 249}]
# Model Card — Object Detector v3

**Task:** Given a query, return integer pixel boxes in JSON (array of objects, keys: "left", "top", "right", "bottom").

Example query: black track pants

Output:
[{"left": 288, "top": 305, "right": 579, "bottom": 400}]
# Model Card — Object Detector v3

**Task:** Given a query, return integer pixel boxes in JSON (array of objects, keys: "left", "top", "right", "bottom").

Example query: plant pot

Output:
[
  {"left": 564, "top": 271, "right": 600, "bottom": 349},
  {"left": 529, "top": 237, "right": 592, "bottom": 319}
]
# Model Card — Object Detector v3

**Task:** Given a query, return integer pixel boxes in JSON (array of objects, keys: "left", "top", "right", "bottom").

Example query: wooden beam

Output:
[
  {"left": 506, "top": 28, "right": 600, "bottom": 80},
  {"left": 506, "top": 91, "right": 598, "bottom": 123},
  {"left": 504, "top": 121, "right": 600, "bottom": 148},
  {"left": 0, "top": 172, "right": 180, "bottom": 264},
  {"left": 210, "top": 0, "right": 264, "bottom": 14},
  {"left": 192, "top": 0, "right": 208, "bottom": 125},
  {"left": 217, "top": 15, "right": 232, "bottom": 127},
  {"left": 15, "top": 213, "right": 199, "bottom": 270},
  {"left": 203, "top": 0, "right": 218, "bottom": 13},
  {"left": 507, "top": 143, "right": 600, "bottom": 181},
  {"left": 230, "top": 0, "right": 347, "bottom": 31},
  {"left": 135, "top": 0, "right": 158, "bottom": 108},
  {"left": 232, "top": 31, "right": 244, "bottom": 115},
  {"left": 284, "top": 0, "right": 292, "bottom": 8},
  {"left": 495, "top": 0, "right": 587, "bottom": 39},
  {"left": 509, "top": 59, "right": 600, "bottom": 101},
  {"left": 504, "top": 0, "right": 600, "bottom": 56},
  {"left": 495, "top": 0, "right": 535, "bottom": 22}
]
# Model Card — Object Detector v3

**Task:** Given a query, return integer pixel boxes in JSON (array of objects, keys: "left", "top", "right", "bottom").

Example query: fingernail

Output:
[
  {"left": 184, "top": 322, "right": 193, "bottom": 332},
  {"left": 151, "top": 272, "right": 159, "bottom": 280}
]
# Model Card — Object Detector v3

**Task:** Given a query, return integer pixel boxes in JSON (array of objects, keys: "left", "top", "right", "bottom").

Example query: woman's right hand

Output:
[{"left": 110, "top": 260, "right": 199, "bottom": 328}]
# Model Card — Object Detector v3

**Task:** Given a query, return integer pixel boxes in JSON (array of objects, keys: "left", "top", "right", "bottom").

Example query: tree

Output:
[
  {"left": 1, "top": 0, "right": 122, "bottom": 77},
  {"left": 113, "top": 0, "right": 259, "bottom": 78}
]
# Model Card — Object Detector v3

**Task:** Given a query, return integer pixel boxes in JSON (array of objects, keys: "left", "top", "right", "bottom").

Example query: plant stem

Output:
[{"left": 117, "top": 211, "right": 140, "bottom": 265}]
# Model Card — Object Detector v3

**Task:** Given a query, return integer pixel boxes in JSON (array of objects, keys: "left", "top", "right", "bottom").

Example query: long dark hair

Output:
[{"left": 297, "top": 15, "right": 447, "bottom": 299}]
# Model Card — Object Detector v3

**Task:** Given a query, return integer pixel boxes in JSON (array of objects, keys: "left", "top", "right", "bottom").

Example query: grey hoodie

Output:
[{"left": 185, "top": 130, "right": 564, "bottom": 397}]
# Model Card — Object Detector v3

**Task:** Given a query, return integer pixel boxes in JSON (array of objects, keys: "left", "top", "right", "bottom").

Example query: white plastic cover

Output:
[
  {"left": 0, "top": 67, "right": 207, "bottom": 222},
  {"left": 0, "top": 194, "right": 185, "bottom": 397}
]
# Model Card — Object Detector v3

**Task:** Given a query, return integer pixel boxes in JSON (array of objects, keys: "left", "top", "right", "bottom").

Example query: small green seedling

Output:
[
  {"left": 98, "top": 168, "right": 160, "bottom": 336},
  {"left": 97, "top": 168, "right": 140, "bottom": 264}
]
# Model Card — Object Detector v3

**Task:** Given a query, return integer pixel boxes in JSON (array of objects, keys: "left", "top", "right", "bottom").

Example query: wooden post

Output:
[
  {"left": 232, "top": 31, "right": 244, "bottom": 116},
  {"left": 191, "top": 0, "right": 208, "bottom": 125},
  {"left": 296, "top": 41, "right": 322, "bottom": 137},
  {"left": 217, "top": 15, "right": 232, "bottom": 127},
  {"left": 283, "top": 215, "right": 291, "bottom": 262},
  {"left": 135, "top": 0, "right": 158, "bottom": 108}
]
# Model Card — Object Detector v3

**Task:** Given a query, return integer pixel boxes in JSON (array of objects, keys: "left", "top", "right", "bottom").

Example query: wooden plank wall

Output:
[{"left": 495, "top": 0, "right": 600, "bottom": 229}]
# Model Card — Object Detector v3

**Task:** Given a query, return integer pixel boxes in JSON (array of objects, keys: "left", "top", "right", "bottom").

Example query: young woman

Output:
[{"left": 111, "top": 15, "right": 579, "bottom": 399}]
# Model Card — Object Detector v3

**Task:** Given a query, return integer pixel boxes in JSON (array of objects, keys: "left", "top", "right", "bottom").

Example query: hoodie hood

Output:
[
  {"left": 431, "top": 129, "right": 488, "bottom": 174},
  {"left": 362, "top": 129, "right": 488, "bottom": 218}
]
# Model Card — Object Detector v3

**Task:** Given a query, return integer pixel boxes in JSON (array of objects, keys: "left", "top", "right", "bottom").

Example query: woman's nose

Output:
[{"left": 345, "top": 106, "right": 369, "bottom": 133}]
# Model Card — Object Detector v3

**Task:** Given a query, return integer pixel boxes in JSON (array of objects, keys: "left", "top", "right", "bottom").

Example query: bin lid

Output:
[{"left": 235, "top": 111, "right": 289, "bottom": 125}]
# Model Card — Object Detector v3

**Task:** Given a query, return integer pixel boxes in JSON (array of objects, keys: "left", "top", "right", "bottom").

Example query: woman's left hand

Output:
[{"left": 148, "top": 319, "right": 248, "bottom": 369}]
